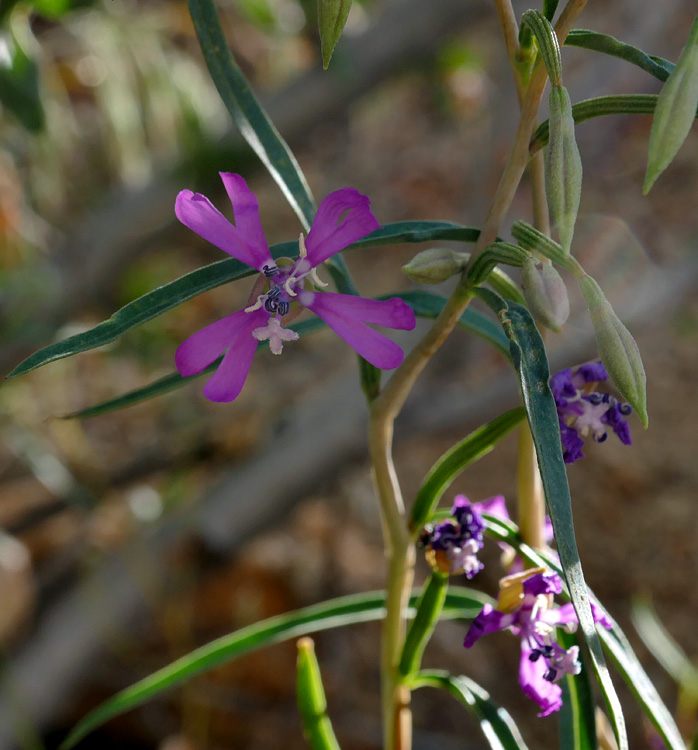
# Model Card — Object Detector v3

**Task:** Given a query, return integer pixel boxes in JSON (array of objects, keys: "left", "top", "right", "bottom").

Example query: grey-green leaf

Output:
[
  {"left": 565, "top": 30, "right": 674, "bottom": 83},
  {"left": 187, "top": 0, "right": 315, "bottom": 228},
  {"left": 317, "top": 0, "right": 352, "bottom": 69},
  {"left": 410, "top": 406, "right": 526, "bottom": 530},
  {"left": 413, "top": 670, "right": 530, "bottom": 750},
  {"left": 474, "top": 288, "right": 628, "bottom": 750},
  {"left": 59, "top": 587, "right": 490, "bottom": 749},
  {"left": 644, "top": 17, "right": 698, "bottom": 193}
]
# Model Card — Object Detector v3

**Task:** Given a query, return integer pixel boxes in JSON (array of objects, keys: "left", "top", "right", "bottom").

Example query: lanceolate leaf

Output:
[
  {"left": 7, "top": 221, "right": 483, "bottom": 380},
  {"left": 482, "top": 517, "right": 685, "bottom": 750},
  {"left": 473, "top": 287, "right": 628, "bottom": 750},
  {"left": 530, "top": 95, "right": 667, "bottom": 152},
  {"left": 412, "top": 670, "right": 530, "bottom": 750},
  {"left": 187, "top": 0, "right": 316, "bottom": 229},
  {"left": 59, "top": 588, "right": 490, "bottom": 749},
  {"left": 565, "top": 30, "right": 674, "bottom": 83},
  {"left": 410, "top": 407, "right": 526, "bottom": 530},
  {"left": 61, "top": 289, "right": 510, "bottom": 419}
]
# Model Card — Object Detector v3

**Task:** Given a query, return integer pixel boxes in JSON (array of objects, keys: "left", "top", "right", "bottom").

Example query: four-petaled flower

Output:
[
  {"left": 463, "top": 569, "right": 611, "bottom": 717},
  {"left": 174, "top": 173, "right": 416, "bottom": 402},
  {"left": 422, "top": 495, "right": 487, "bottom": 577},
  {"left": 551, "top": 361, "right": 632, "bottom": 464}
]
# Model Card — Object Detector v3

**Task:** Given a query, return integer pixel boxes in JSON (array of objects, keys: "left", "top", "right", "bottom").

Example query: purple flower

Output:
[
  {"left": 423, "top": 495, "right": 486, "bottom": 577},
  {"left": 551, "top": 361, "right": 632, "bottom": 463},
  {"left": 174, "top": 173, "right": 416, "bottom": 402},
  {"left": 464, "top": 569, "right": 611, "bottom": 717}
]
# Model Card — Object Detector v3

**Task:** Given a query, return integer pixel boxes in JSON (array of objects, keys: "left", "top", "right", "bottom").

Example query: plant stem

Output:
[{"left": 369, "top": 3, "right": 588, "bottom": 747}]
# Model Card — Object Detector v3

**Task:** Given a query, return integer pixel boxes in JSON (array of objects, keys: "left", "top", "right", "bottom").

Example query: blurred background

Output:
[{"left": 0, "top": 0, "right": 697, "bottom": 747}]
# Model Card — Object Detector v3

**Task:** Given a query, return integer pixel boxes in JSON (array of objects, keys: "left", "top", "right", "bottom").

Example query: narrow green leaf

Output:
[
  {"left": 187, "top": 0, "right": 315, "bottom": 228},
  {"left": 59, "top": 288, "right": 507, "bottom": 419},
  {"left": 644, "top": 17, "right": 698, "bottom": 193},
  {"left": 398, "top": 573, "right": 448, "bottom": 677},
  {"left": 558, "top": 630, "right": 597, "bottom": 750},
  {"left": 59, "top": 587, "right": 490, "bottom": 749},
  {"left": 543, "top": 0, "right": 560, "bottom": 22},
  {"left": 7, "top": 221, "right": 483, "bottom": 379},
  {"left": 410, "top": 407, "right": 526, "bottom": 530},
  {"left": 412, "top": 670, "right": 530, "bottom": 750},
  {"left": 296, "top": 638, "right": 341, "bottom": 750},
  {"left": 467, "top": 241, "right": 530, "bottom": 287},
  {"left": 530, "top": 95, "right": 666, "bottom": 153},
  {"left": 0, "top": 28, "right": 44, "bottom": 132},
  {"left": 520, "top": 10, "right": 562, "bottom": 86},
  {"left": 565, "top": 30, "right": 674, "bottom": 83},
  {"left": 474, "top": 287, "right": 628, "bottom": 750},
  {"left": 480, "top": 519, "right": 685, "bottom": 750},
  {"left": 317, "top": 0, "right": 352, "bottom": 69}
]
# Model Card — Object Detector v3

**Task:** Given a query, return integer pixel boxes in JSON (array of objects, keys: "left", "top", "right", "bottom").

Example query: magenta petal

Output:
[
  {"left": 304, "top": 292, "right": 416, "bottom": 330},
  {"left": 219, "top": 173, "right": 273, "bottom": 270},
  {"left": 476, "top": 494, "right": 510, "bottom": 521},
  {"left": 301, "top": 293, "right": 407, "bottom": 369},
  {"left": 305, "top": 188, "right": 381, "bottom": 266},
  {"left": 202, "top": 329, "right": 260, "bottom": 403},
  {"left": 463, "top": 604, "right": 516, "bottom": 648},
  {"left": 519, "top": 646, "right": 563, "bottom": 717},
  {"left": 547, "top": 603, "right": 578, "bottom": 627},
  {"left": 175, "top": 190, "right": 265, "bottom": 271}
]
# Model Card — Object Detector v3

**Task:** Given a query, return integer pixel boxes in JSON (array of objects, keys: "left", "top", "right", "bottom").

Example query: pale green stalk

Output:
[{"left": 369, "top": 2, "right": 588, "bottom": 748}]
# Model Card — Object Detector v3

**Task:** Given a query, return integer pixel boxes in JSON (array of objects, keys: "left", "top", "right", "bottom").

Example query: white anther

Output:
[
  {"left": 284, "top": 276, "right": 298, "bottom": 297},
  {"left": 298, "top": 233, "right": 308, "bottom": 258},
  {"left": 309, "top": 267, "right": 328, "bottom": 288}
]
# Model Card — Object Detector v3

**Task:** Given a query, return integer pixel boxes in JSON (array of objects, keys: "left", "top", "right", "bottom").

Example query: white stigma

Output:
[{"left": 252, "top": 317, "right": 299, "bottom": 355}]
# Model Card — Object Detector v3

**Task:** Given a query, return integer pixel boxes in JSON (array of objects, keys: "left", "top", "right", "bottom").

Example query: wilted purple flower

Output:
[
  {"left": 174, "top": 173, "right": 416, "bottom": 402},
  {"left": 464, "top": 569, "right": 611, "bottom": 717},
  {"left": 423, "top": 495, "right": 487, "bottom": 577},
  {"left": 551, "top": 361, "right": 632, "bottom": 463}
]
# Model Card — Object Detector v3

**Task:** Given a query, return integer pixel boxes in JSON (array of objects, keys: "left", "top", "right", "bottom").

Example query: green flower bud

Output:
[
  {"left": 578, "top": 275, "right": 648, "bottom": 427},
  {"left": 402, "top": 247, "right": 469, "bottom": 284},
  {"left": 317, "top": 0, "right": 353, "bottom": 69},
  {"left": 546, "top": 85, "right": 583, "bottom": 254},
  {"left": 644, "top": 17, "right": 698, "bottom": 194},
  {"left": 521, "top": 258, "right": 570, "bottom": 332}
]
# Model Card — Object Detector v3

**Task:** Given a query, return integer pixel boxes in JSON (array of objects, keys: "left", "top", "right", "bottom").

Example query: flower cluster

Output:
[
  {"left": 551, "top": 361, "right": 632, "bottom": 463},
  {"left": 421, "top": 495, "right": 486, "bottom": 577},
  {"left": 464, "top": 569, "right": 612, "bottom": 717},
  {"left": 175, "top": 173, "right": 416, "bottom": 402}
]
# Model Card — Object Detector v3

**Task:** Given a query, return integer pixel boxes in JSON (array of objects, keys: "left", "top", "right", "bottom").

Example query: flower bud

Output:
[
  {"left": 402, "top": 247, "right": 469, "bottom": 284},
  {"left": 521, "top": 258, "right": 570, "bottom": 332},
  {"left": 578, "top": 275, "right": 648, "bottom": 427},
  {"left": 644, "top": 18, "right": 698, "bottom": 193},
  {"left": 317, "top": 0, "right": 353, "bottom": 69},
  {"left": 546, "top": 85, "right": 583, "bottom": 254}
]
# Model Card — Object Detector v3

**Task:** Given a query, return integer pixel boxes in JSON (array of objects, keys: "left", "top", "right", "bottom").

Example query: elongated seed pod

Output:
[
  {"left": 644, "top": 17, "right": 698, "bottom": 194},
  {"left": 546, "top": 85, "right": 583, "bottom": 254},
  {"left": 521, "top": 258, "right": 570, "bottom": 332},
  {"left": 578, "top": 275, "right": 648, "bottom": 427}
]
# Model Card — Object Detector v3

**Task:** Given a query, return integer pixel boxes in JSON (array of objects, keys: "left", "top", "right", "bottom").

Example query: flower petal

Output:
[
  {"left": 476, "top": 494, "right": 510, "bottom": 522},
  {"left": 175, "top": 309, "right": 266, "bottom": 377},
  {"left": 305, "top": 188, "right": 381, "bottom": 266},
  {"left": 301, "top": 292, "right": 416, "bottom": 330},
  {"left": 519, "top": 645, "right": 563, "bottom": 717},
  {"left": 463, "top": 604, "right": 516, "bottom": 648},
  {"left": 202, "top": 331, "right": 260, "bottom": 403},
  {"left": 219, "top": 173, "right": 273, "bottom": 270},
  {"left": 300, "top": 292, "right": 412, "bottom": 369},
  {"left": 175, "top": 190, "right": 267, "bottom": 271}
]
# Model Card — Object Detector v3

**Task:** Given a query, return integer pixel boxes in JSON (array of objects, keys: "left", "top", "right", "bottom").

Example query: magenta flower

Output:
[
  {"left": 463, "top": 569, "right": 611, "bottom": 717},
  {"left": 174, "top": 173, "right": 416, "bottom": 402}
]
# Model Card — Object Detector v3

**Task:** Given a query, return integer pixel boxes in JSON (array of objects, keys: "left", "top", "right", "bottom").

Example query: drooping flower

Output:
[
  {"left": 422, "top": 495, "right": 487, "bottom": 577},
  {"left": 174, "top": 173, "right": 416, "bottom": 402},
  {"left": 551, "top": 361, "right": 632, "bottom": 463},
  {"left": 463, "top": 569, "right": 611, "bottom": 717}
]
